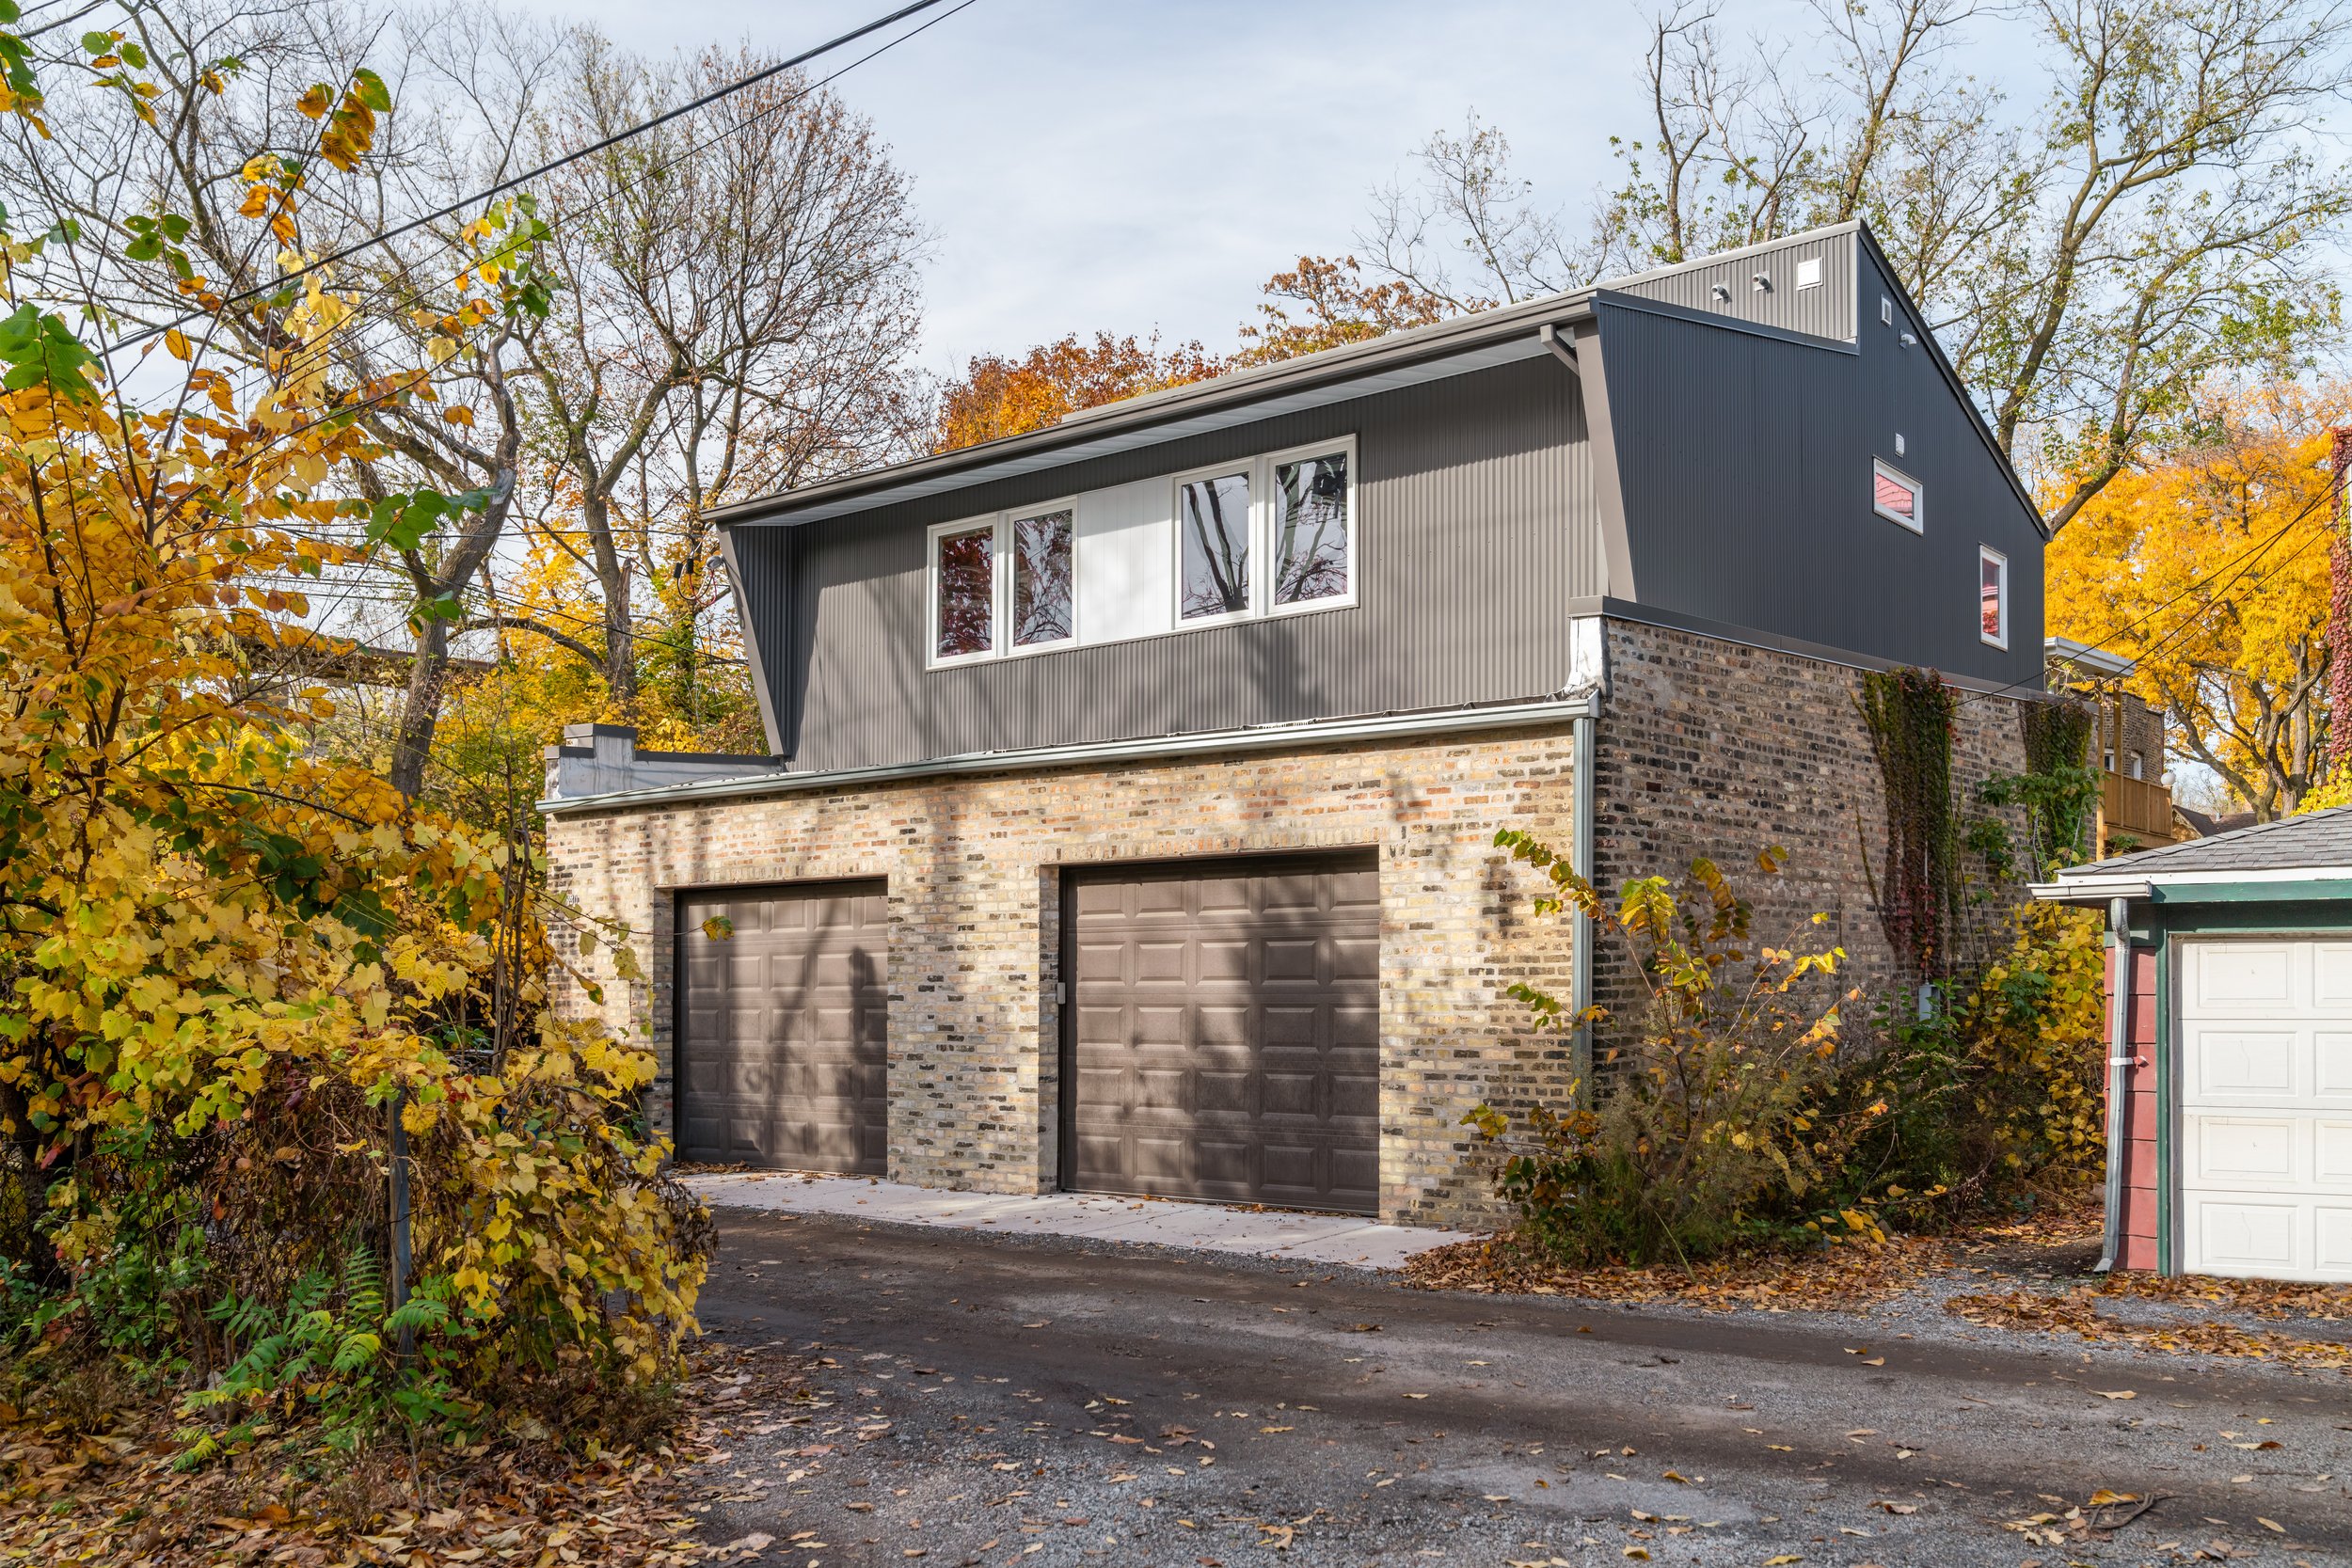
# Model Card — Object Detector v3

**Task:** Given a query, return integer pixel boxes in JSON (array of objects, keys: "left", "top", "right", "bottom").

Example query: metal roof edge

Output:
[
  {"left": 1851, "top": 221, "right": 2048, "bottom": 541},
  {"left": 707, "top": 293, "right": 1601, "bottom": 529},
  {"left": 1586, "top": 290, "right": 1859, "bottom": 354},
  {"left": 537, "top": 692, "right": 1601, "bottom": 816}
]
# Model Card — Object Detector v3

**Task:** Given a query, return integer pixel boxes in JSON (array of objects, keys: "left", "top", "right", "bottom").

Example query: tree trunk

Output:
[{"left": 390, "top": 621, "right": 452, "bottom": 801}]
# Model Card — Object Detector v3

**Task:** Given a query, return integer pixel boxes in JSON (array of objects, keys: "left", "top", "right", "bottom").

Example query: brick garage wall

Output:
[
  {"left": 1591, "top": 619, "right": 2036, "bottom": 1027},
  {"left": 545, "top": 724, "right": 1589, "bottom": 1229},
  {"left": 2111, "top": 943, "right": 2159, "bottom": 1272}
]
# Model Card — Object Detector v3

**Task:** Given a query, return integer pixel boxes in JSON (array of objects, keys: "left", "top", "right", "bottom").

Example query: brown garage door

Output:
[
  {"left": 677, "top": 880, "right": 888, "bottom": 1174},
  {"left": 1062, "top": 853, "right": 1378, "bottom": 1213}
]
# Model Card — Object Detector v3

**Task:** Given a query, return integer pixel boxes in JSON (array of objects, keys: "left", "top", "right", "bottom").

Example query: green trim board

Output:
[
  {"left": 2150, "top": 879, "right": 2352, "bottom": 907},
  {"left": 2155, "top": 935, "right": 2172, "bottom": 1275}
]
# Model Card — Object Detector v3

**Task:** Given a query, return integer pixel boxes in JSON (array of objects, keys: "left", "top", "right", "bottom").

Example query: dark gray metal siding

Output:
[
  {"left": 753, "top": 356, "right": 1600, "bottom": 771},
  {"left": 1612, "top": 229, "right": 1858, "bottom": 342},
  {"left": 1594, "top": 246, "right": 2042, "bottom": 689}
]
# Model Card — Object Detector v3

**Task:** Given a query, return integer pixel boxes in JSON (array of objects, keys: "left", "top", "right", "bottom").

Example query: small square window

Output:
[
  {"left": 1796, "top": 256, "right": 1822, "bottom": 289},
  {"left": 1177, "top": 468, "right": 1252, "bottom": 622},
  {"left": 1979, "top": 545, "right": 2008, "bottom": 649},
  {"left": 1873, "top": 459, "right": 1922, "bottom": 531},
  {"left": 931, "top": 522, "right": 996, "bottom": 661},
  {"left": 1881, "top": 295, "right": 1894, "bottom": 325},
  {"left": 1009, "top": 507, "right": 1073, "bottom": 648}
]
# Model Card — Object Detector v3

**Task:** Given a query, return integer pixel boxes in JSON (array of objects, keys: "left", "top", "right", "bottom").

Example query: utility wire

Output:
[
  {"left": 1961, "top": 475, "right": 2339, "bottom": 711},
  {"left": 102, "top": 0, "right": 961, "bottom": 356}
]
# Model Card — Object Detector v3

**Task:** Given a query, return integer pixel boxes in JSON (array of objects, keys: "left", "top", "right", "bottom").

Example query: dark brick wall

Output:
[{"left": 1586, "top": 620, "right": 2036, "bottom": 1040}]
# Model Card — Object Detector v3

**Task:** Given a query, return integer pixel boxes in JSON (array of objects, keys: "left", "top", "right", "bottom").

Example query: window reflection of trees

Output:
[
  {"left": 1180, "top": 472, "right": 1250, "bottom": 619},
  {"left": 934, "top": 527, "right": 993, "bottom": 657},
  {"left": 1013, "top": 509, "right": 1073, "bottom": 645},
  {"left": 1275, "top": 453, "right": 1348, "bottom": 605}
]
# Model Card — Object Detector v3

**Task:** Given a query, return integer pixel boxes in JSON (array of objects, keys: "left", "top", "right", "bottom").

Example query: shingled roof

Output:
[{"left": 2054, "top": 803, "right": 2352, "bottom": 880}]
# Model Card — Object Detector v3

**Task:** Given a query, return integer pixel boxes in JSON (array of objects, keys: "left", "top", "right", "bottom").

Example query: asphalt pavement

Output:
[{"left": 687, "top": 1210, "right": 2352, "bottom": 1568}]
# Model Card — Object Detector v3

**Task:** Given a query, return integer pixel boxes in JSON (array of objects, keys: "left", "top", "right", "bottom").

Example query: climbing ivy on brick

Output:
[{"left": 1857, "top": 667, "right": 1961, "bottom": 982}]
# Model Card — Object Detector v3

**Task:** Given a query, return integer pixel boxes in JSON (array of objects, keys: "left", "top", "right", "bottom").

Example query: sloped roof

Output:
[{"left": 2057, "top": 803, "right": 2352, "bottom": 879}]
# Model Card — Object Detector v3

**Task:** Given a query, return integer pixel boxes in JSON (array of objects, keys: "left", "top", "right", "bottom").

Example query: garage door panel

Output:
[
  {"left": 2192, "top": 1117, "right": 2298, "bottom": 1182},
  {"left": 1263, "top": 939, "right": 1319, "bottom": 982},
  {"left": 678, "top": 880, "right": 888, "bottom": 1175},
  {"left": 2181, "top": 936, "right": 2352, "bottom": 1282},
  {"left": 2318, "top": 1035, "right": 2352, "bottom": 1099},
  {"left": 2315, "top": 944, "right": 2352, "bottom": 1005},
  {"left": 1066, "top": 852, "right": 1378, "bottom": 1214},
  {"left": 2320, "top": 1208, "right": 2352, "bottom": 1272},
  {"left": 2191, "top": 1030, "right": 2297, "bottom": 1096},
  {"left": 2195, "top": 942, "right": 2295, "bottom": 1007},
  {"left": 2317, "top": 1122, "right": 2352, "bottom": 1185},
  {"left": 2191, "top": 1199, "right": 2301, "bottom": 1272}
]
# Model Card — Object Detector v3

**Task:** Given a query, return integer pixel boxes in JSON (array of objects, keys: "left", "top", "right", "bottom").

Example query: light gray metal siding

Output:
[
  {"left": 758, "top": 356, "right": 1600, "bottom": 772},
  {"left": 1611, "top": 229, "right": 1858, "bottom": 342},
  {"left": 1593, "top": 245, "right": 2042, "bottom": 689}
]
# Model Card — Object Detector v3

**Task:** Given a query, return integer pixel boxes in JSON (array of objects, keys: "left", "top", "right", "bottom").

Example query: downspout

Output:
[
  {"left": 2094, "top": 894, "right": 2136, "bottom": 1274},
  {"left": 1562, "top": 613, "right": 1608, "bottom": 1092},
  {"left": 1570, "top": 689, "right": 1599, "bottom": 1090}
]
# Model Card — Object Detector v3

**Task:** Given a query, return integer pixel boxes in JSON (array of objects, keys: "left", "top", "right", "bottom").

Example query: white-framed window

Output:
[
  {"left": 927, "top": 501, "right": 1080, "bottom": 666},
  {"left": 1267, "top": 438, "right": 1356, "bottom": 615},
  {"left": 1979, "top": 544, "right": 2008, "bottom": 649},
  {"left": 1173, "top": 461, "right": 1255, "bottom": 626},
  {"left": 926, "top": 436, "right": 1359, "bottom": 669},
  {"left": 1873, "top": 457, "right": 1922, "bottom": 532},
  {"left": 1007, "top": 501, "right": 1076, "bottom": 653},
  {"left": 928, "top": 516, "right": 998, "bottom": 666},
  {"left": 1172, "top": 436, "right": 1358, "bottom": 626}
]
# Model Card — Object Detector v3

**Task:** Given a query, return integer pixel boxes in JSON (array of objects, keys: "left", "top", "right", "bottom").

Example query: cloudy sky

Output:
[{"left": 510, "top": 0, "right": 1682, "bottom": 376}]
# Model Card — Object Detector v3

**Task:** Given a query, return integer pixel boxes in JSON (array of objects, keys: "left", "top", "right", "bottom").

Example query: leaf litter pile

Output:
[
  {"left": 0, "top": 1341, "right": 804, "bottom": 1566},
  {"left": 1399, "top": 1228, "right": 1952, "bottom": 1312},
  {"left": 1946, "top": 1285, "right": 2352, "bottom": 1371}
]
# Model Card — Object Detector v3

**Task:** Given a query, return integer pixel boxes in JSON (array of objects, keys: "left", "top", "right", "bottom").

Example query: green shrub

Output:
[
  {"left": 1470, "top": 833, "right": 2107, "bottom": 1267},
  {"left": 1466, "top": 838, "right": 1879, "bottom": 1266}
]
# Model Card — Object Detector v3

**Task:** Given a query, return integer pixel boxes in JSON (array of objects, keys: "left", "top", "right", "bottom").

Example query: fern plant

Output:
[{"left": 177, "top": 1243, "right": 459, "bottom": 1466}]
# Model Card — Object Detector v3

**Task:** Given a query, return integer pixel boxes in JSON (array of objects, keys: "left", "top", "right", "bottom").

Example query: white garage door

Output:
[{"left": 2178, "top": 938, "right": 2352, "bottom": 1282}]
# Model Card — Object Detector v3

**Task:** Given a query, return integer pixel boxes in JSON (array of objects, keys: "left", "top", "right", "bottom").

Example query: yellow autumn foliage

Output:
[
  {"left": 0, "top": 47, "right": 704, "bottom": 1433},
  {"left": 2045, "top": 383, "right": 2337, "bottom": 818}
]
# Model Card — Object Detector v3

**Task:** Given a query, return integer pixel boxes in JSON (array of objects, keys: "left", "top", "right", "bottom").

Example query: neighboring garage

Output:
[
  {"left": 2039, "top": 806, "right": 2352, "bottom": 1282},
  {"left": 676, "top": 880, "right": 889, "bottom": 1174},
  {"left": 1061, "top": 852, "right": 1380, "bottom": 1213}
]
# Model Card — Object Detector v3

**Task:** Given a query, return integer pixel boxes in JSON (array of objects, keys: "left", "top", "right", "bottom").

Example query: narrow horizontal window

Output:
[
  {"left": 1873, "top": 458, "right": 1922, "bottom": 531},
  {"left": 1979, "top": 545, "right": 2008, "bottom": 649},
  {"left": 933, "top": 523, "right": 995, "bottom": 660},
  {"left": 1010, "top": 507, "right": 1073, "bottom": 648},
  {"left": 1178, "top": 469, "right": 1251, "bottom": 621},
  {"left": 1273, "top": 450, "right": 1350, "bottom": 608}
]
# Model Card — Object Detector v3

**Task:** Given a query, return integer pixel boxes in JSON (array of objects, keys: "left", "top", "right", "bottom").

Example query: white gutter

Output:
[
  {"left": 538, "top": 695, "right": 1598, "bottom": 816},
  {"left": 2029, "top": 875, "right": 2153, "bottom": 905}
]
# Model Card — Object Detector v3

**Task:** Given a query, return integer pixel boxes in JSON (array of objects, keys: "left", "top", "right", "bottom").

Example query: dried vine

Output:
[{"left": 1857, "top": 667, "right": 1960, "bottom": 982}]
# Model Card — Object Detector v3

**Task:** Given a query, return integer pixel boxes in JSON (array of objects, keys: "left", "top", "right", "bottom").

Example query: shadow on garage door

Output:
[
  {"left": 1060, "top": 850, "right": 1379, "bottom": 1213},
  {"left": 677, "top": 879, "right": 887, "bottom": 1175}
]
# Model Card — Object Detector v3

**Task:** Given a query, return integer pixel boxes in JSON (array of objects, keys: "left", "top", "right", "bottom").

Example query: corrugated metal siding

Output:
[
  {"left": 762, "top": 356, "right": 1598, "bottom": 771},
  {"left": 1597, "top": 245, "right": 2042, "bottom": 689},
  {"left": 1612, "top": 230, "right": 1857, "bottom": 342},
  {"left": 726, "top": 526, "right": 799, "bottom": 751}
]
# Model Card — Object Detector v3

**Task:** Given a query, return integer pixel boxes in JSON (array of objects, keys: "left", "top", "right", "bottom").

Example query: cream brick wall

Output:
[
  {"left": 544, "top": 617, "right": 2042, "bottom": 1232},
  {"left": 546, "top": 724, "right": 1585, "bottom": 1228}
]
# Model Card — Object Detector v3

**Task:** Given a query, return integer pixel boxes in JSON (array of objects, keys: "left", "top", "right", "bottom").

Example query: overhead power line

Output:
[{"left": 103, "top": 0, "right": 963, "bottom": 357}]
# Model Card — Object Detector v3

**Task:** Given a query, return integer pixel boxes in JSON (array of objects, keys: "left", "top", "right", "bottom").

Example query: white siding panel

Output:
[{"left": 1075, "top": 479, "right": 1172, "bottom": 644}]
